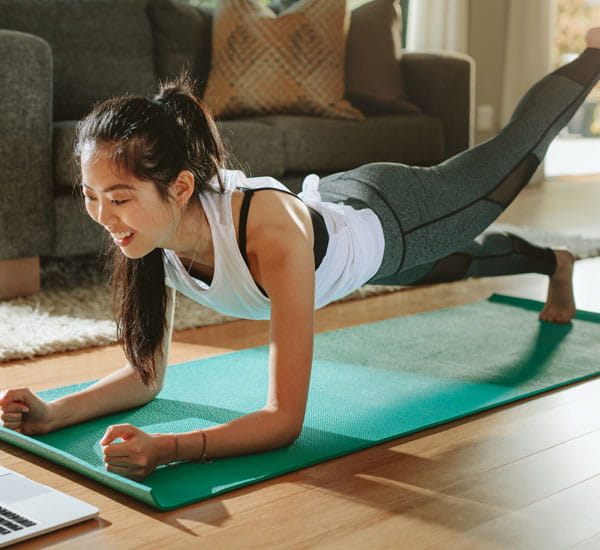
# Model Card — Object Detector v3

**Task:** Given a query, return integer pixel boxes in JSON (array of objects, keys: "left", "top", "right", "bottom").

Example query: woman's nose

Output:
[{"left": 96, "top": 201, "right": 117, "bottom": 226}]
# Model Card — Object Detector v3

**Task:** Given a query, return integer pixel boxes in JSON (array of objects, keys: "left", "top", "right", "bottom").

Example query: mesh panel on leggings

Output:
[
  {"left": 510, "top": 234, "right": 556, "bottom": 276},
  {"left": 411, "top": 253, "right": 471, "bottom": 285},
  {"left": 485, "top": 153, "right": 540, "bottom": 208},
  {"left": 408, "top": 233, "right": 556, "bottom": 285},
  {"left": 554, "top": 48, "right": 600, "bottom": 85}
]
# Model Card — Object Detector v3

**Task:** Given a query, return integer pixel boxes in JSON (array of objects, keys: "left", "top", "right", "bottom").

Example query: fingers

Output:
[
  {"left": 1, "top": 410, "right": 27, "bottom": 425},
  {"left": 0, "top": 397, "right": 30, "bottom": 431},
  {"left": 104, "top": 458, "right": 145, "bottom": 482},
  {"left": 103, "top": 441, "right": 130, "bottom": 457},
  {"left": 100, "top": 424, "right": 155, "bottom": 481},
  {"left": 101, "top": 424, "right": 139, "bottom": 465},
  {"left": 0, "top": 388, "right": 33, "bottom": 408},
  {"left": 105, "top": 462, "right": 146, "bottom": 482},
  {"left": 1, "top": 403, "right": 30, "bottom": 416},
  {"left": 100, "top": 423, "right": 139, "bottom": 446}
]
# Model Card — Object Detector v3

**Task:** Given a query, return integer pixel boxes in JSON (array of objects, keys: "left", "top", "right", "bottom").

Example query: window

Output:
[{"left": 546, "top": 0, "right": 600, "bottom": 176}]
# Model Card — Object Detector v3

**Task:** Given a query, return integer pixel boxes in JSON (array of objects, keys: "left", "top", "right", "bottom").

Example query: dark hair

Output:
[{"left": 74, "top": 73, "right": 225, "bottom": 387}]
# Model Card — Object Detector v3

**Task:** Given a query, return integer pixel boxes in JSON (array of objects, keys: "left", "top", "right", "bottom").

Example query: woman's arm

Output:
[
  {"left": 102, "top": 193, "right": 317, "bottom": 479},
  {"left": 0, "top": 287, "right": 176, "bottom": 435},
  {"left": 53, "top": 286, "right": 176, "bottom": 428},
  {"left": 176, "top": 201, "right": 316, "bottom": 460},
  {"left": 195, "top": 191, "right": 315, "bottom": 447}
]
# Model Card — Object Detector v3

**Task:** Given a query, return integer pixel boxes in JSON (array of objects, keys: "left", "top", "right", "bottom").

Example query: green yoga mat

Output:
[{"left": 1, "top": 294, "right": 599, "bottom": 510}]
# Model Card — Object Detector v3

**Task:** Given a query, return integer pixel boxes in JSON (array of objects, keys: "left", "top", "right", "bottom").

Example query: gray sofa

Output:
[{"left": 0, "top": 0, "right": 473, "bottom": 298}]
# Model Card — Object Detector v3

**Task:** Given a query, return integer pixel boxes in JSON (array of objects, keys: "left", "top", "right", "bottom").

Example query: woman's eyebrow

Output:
[{"left": 82, "top": 183, "right": 135, "bottom": 193}]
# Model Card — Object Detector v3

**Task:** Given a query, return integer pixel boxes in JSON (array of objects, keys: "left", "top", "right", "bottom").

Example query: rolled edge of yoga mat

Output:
[
  {"left": 0, "top": 424, "right": 154, "bottom": 506},
  {"left": 488, "top": 293, "right": 600, "bottom": 322}
]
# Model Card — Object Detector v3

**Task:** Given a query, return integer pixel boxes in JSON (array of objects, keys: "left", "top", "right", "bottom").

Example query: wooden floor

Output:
[{"left": 1, "top": 177, "right": 599, "bottom": 549}]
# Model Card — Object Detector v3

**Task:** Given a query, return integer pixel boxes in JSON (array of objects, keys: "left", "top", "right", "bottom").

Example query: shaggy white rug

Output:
[{"left": 1, "top": 223, "right": 599, "bottom": 362}]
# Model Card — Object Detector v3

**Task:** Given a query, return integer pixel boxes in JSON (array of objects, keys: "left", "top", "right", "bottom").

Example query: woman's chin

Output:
[{"left": 116, "top": 245, "right": 156, "bottom": 260}]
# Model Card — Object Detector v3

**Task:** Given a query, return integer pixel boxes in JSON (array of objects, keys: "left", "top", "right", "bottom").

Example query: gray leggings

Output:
[{"left": 319, "top": 48, "right": 600, "bottom": 285}]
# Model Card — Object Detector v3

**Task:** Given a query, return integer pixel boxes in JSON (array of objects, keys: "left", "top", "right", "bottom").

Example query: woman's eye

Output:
[
  {"left": 84, "top": 194, "right": 96, "bottom": 202},
  {"left": 111, "top": 199, "right": 129, "bottom": 205}
]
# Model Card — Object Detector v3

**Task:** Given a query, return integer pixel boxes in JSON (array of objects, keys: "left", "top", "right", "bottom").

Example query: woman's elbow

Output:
[
  {"left": 276, "top": 415, "right": 304, "bottom": 447},
  {"left": 267, "top": 408, "right": 304, "bottom": 447},
  {"left": 136, "top": 380, "right": 162, "bottom": 407},
  {"left": 280, "top": 424, "right": 303, "bottom": 447}
]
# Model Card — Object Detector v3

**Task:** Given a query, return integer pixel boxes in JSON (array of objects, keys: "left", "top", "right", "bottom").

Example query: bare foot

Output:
[
  {"left": 586, "top": 27, "right": 600, "bottom": 48},
  {"left": 539, "top": 249, "right": 576, "bottom": 324}
]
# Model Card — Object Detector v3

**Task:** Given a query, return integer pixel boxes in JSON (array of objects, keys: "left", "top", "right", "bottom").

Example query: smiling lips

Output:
[{"left": 111, "top": 231, "right": 134, "bottom": 246}]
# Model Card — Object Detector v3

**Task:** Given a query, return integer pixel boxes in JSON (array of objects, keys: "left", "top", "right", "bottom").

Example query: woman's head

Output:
[
  {"left": 74, "top": 74, "right": 223, "bottom": 386},
  {"left": 76, "top": 72, "right": 224, "bottom": 197}
]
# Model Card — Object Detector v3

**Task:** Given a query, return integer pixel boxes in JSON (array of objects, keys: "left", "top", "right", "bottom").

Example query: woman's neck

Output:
[{"left": 172, "top": 200, "right": 213, "bottom": 267}]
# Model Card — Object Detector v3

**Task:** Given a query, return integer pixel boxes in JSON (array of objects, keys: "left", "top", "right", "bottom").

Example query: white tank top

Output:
[{"left": 163, "top": 170, "right": 385, "bottom": 320}]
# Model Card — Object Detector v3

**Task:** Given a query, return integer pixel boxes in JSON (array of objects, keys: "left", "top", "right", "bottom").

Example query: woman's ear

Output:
[{"left": 171, "top": 170, "right": 195, "bottom": 206}]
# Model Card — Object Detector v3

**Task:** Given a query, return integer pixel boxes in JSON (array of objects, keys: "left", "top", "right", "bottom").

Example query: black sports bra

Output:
[{"left": 237, "top": 187, "right": 329, "bottom": 272}]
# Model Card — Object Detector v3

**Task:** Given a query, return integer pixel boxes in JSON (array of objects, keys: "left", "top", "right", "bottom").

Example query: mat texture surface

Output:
[{"left": 1, "top": 295, "right": 599, "bottom": 510}]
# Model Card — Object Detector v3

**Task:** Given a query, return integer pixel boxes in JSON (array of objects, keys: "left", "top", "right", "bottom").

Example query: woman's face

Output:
[{"left": 81, "top": 152, "right": 181, "bottom": 259}]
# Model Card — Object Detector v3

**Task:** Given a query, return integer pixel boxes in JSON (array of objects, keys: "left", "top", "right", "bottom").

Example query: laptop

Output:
[{"left": 0, "top": 465, "right": 99, "bottom": 548}]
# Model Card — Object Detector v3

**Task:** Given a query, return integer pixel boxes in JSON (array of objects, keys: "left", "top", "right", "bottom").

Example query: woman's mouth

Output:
[{"left": 111, "top": 231, "right": 135, "bottom": 246}]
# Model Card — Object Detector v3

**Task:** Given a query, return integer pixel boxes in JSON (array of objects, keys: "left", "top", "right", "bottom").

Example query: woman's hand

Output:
[
  {"left": 101, "top": 424, "right": 174, "bottom": 481},
  {"left": 0, "top": 388, "right": 55, "bottom": 435}
]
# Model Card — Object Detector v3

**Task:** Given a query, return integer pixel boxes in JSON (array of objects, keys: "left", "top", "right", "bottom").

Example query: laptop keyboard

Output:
[{"left": 0, "top": 505, "right": 37, "bottom": 535}]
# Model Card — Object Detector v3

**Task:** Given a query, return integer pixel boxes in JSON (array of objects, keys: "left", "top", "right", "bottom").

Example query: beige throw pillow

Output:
[{"left": 203, "top": 0, "right": 364, "bottom": 120}]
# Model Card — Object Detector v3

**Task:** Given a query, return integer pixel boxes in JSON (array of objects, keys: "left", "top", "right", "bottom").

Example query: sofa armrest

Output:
[
  {"left": 401, "top": 51, "right": 475, "bottom": 159},
  {"left": 0, "top": 30, "right": 53, "bottom": 262}
]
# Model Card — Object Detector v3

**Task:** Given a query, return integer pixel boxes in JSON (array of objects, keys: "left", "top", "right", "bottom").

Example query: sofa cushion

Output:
[
  {"left": 203, "top": 0, "right": 363, "bottom": 120},
  {"left": 217, "top": 120, "right": 286, "bottom": 177},
  {"left": 1, "top": 0, "right": 155, "bottom": 121},
  {"left": 146, "top": 0, "right": 212, "bottom": 92},
  {"left": 52, "top": 192, "right": 105, "bottom": 257},
  {"left": 345, "top": 0, "right": 419, "bottom": 115},
  {"left": 259, "top": 115, "right": 445, "bottom": 173}
]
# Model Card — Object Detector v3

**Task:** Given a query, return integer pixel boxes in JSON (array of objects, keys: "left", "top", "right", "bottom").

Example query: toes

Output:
[
  {"left": 539, "top": 309, "right": 574, "bottom": 324},
  {"left": 586, "top": 27, "right": 600, "bottom": 48}
]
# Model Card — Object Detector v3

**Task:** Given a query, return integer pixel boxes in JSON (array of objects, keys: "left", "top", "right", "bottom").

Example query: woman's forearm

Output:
[
  {"left": 172, "top": 337, "right": 312, "bottom": 463},
  {"left": 48, "top": 363, "right": 159, "bottom": 431},
  {"left": 173, "top": 406, "right": 303, "bottom": 464},
  {"left": 50, "top": 288, "right": 175, "bottom": 431}
]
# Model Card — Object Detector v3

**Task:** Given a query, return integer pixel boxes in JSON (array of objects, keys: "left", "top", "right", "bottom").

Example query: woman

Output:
[{"left": 2, "top": 29, "right": 599, "bottom": 481}]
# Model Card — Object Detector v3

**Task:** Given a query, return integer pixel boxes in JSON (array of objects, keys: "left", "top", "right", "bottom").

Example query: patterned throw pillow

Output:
[{"left": 202, "top": 0, "right": 364, "bottom": 120}]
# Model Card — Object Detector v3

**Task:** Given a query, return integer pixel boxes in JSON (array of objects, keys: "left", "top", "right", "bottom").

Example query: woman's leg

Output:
[
  {"left": 322, "top": 43, "right": 600, "bottom": 278},
  {"left": 375, "top": 231, "right": 557, "bottom": 285},
  {"left": 373, "top": 230, "right": 576, "bottom": 323},
  {"left": 319, "top": 33, "right": 600, "bottom": 322}
]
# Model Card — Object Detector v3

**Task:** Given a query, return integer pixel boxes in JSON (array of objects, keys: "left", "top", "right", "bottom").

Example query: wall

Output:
[{"left": 468, "top": 0, "right": 509, "bottom": 144}]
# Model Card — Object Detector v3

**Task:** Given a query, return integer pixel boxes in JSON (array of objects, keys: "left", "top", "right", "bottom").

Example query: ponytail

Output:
[
  {"left": 75, "top": 71, "right": 224, "bottom": 387},
  {"left": 154, "top": 73, "right": 225, "bottom": 192},
  {"left": 112, "top": 248, "right": 167, "bottom": 387}
]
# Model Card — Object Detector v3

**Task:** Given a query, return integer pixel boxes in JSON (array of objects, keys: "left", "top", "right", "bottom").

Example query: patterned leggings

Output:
[{"left": 319, "top": 48, "right": 600, "bottom": 286}]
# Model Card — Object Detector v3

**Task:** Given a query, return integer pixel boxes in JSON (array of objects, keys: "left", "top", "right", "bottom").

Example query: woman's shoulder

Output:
[{"left": 208, "top": 169, "right": 286, "bottom": 192}]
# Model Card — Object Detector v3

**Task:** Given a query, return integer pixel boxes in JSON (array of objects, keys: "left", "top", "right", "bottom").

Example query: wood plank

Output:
[
  {"left": 571, "top": 532, "right": 600, "bottom": 550},
  {"left": 432, "top": 476, "right": 600, "bottom": 549},
  {"left": 441, "top": 430, "right": 600, "bottom": 509}
]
